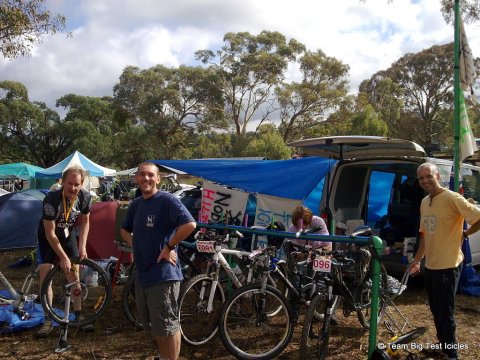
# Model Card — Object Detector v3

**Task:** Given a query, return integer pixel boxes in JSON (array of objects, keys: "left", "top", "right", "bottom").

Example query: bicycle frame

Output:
[
  {"left": 0, "top": 266, "right": 38, "bottom": 319},
  {"left": 204, "top": 243, "right": 252, "bottom": 312}
]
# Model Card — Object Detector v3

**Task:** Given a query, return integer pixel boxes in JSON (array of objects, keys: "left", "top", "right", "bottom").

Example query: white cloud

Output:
[{"left": 0, "top": 0, "right": 477, "bottom": 114}]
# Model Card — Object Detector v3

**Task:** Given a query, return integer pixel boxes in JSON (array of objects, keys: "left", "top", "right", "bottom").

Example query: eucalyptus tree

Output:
[
  {"left": 195, "top": 30, "right": 305, "bottom": 155},
  {"left": 359, "top": 43, "right": 456, "bottom": 148},
  {"left": 0, "top": 80, "right": 71, "bottom": 166},
  {"left": 275, "top": 49, "right": 351, "bottom": 143},
  {"left": 56, "top": 94, "right": 121, "bottom": 167},
  {"left": 113, "top": 64, "right": 224, "bottom": 159},
  {"left": 0, "top": 0, "right": 67, "bottom": 59},
  {"left": 243, "top": 123, "right": 292, "bottom": 159}
]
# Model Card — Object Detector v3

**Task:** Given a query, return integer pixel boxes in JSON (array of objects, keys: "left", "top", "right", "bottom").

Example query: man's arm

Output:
[
  {"left": 464, "top": 218, "right": 480, "bottom": 237},
  {"left": 120, "top": 228, "right": 133, "bottom": 247},
  {"left": 158, "top": 221, "right": 197, "bottom": 265},
  {"left": 77, "top": 213, "right": 90, "bottom": 259},
  {"left": 408, "top": 233, "right": 425, "bottom": 276}
]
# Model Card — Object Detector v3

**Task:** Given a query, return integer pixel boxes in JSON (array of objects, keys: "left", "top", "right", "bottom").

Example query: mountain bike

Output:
[
  {"left": 0, "top": 252, "right": 40, "bottom": 322},
  {"left": 178, "top": 229, "right": 288, "bottom": 346},
  {"left": 40, "top": 257, "right": 112, "bottom": 328},
  {"left": 1, "top": 255, "right": 112, "bottom": 329},
  {"left": 217, "top": 244, "right": 294, "bottom": 360},
  {"left": 121, "top": 238, "right": 210, "bottom": 329},
  {"left": 299, "top": 227, "right": 388, "bottom": 360}
]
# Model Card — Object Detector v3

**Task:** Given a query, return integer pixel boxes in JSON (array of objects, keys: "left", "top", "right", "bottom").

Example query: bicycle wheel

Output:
[
  {"left": 40, "top": 257, "right": 112, "bottom": 327},
  {"left": 356, "top": 280, "right": 387, "bottom": 330},
  {"left": 121, "top": 266, "right": 143, "bottom": 329},
  {"left": 299, "top": 292, "right": 331, "bottom": 360},
  {"left": 178, "top": 274, "right": 225, "bottom": 345},
  {"left": 218, "top": 283, "right": 294, "bottom": 360}
]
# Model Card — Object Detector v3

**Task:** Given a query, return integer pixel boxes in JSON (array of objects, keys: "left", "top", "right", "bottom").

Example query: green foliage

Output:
[
  {"left": 276, "top": 49, "right": 351, "bottom": 142},
  {"left": 350, "top": 104, "right": 388, "bottom": 136},
  {"left": 0, "top": 0, "right": 67, "bottom": 58},
  {"left": 0, "top": 81, "right": 70, "bottom": 165},
  {"left": 359, "top": 43, "right": 456, "bottom": 147},
  {"left": 196, "top": 31, "right": 305, "bottom": 154},
  {"left": 113, "top": 64, "right": 225, "bottom": 160},
  {"left": 243, "top": 124, "right": 292, "bottom": 159}
]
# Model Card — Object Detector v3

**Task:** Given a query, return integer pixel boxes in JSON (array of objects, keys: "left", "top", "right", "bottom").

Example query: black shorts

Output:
[{"left": 37, "top": 237, "right": 79, "bottom": 264}]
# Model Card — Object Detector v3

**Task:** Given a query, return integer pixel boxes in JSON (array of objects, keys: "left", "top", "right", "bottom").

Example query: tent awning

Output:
[
  {"left": 150, "top": 157, "right": 337, "bottom": 200},
  {"left": 35, "top": 151, "right": 116, "bottom": 178},
  {"left": 0, "top": 162, "right": 44, "bottom": 180}
]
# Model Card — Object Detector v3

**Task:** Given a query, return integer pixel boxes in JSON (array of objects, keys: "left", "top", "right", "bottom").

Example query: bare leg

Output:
[
  {"left": 155, "top": 330, "right": 181, "bottom": 360},
  {"left": 38, "top": 263, "right": 54, "bottom": 307}
]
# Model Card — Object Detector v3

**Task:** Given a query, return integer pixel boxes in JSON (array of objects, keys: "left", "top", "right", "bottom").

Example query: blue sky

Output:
[{"left": 0, "top": 0, "right": 478, "bottom": 117}]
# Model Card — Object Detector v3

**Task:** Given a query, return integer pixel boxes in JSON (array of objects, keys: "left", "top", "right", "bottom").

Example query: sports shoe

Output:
[
  {"left": 36, "top": 320, "right": 53, "bottom": 338},
  {"left": 76, "top": 313, "right": 95, "bottom": 333}
]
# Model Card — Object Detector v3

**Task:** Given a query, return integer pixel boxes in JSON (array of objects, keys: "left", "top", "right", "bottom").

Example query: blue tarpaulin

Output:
[{"left": 151, "top": 157, "right": 337, "bottom": 201}]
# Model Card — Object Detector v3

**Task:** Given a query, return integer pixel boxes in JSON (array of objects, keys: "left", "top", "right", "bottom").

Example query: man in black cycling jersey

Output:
[{"left": 36, "top": 166, "right": 93, "bottom": 337}]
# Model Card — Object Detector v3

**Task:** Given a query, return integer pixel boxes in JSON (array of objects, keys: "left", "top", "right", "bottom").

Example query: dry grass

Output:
[{"left": 1, "top": 249, "right": 479, "bottom": 359}]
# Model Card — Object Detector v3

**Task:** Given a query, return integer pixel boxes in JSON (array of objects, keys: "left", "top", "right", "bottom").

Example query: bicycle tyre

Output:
[
  {"left": 356, "top": 279, "right": 388, "bottom": 330},
  {"left": 40, "top": 257, "right": 112, "bottom": 327},
  {"left": 218, "top": 283, "right": 294, "bottom": 360},
  {"left": 178, "top": 274, "right": 225, "bottom": 345},
  {"left": 299, "top": 292, "right": 331, "bottom": 360},
  {"left": 121, "top": 266, "right": 143, "bottom": 329}
]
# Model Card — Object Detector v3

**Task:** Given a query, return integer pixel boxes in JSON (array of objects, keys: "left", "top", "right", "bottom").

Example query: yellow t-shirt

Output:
[{"left": 419, "top": 189, "right": 480, "bottom": 269}]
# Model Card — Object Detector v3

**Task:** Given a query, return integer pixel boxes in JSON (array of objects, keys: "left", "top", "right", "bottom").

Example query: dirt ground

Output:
[{"left": 1, "top": 249, "right": 480, "bottom": 360}]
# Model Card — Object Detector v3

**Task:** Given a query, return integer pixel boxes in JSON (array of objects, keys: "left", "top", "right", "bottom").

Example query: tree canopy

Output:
[{"left": 0, "top": 0, "right": 67, "bottom": 59}]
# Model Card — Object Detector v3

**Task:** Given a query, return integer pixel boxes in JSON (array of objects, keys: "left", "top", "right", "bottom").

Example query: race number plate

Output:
[
  {"left": 312, "top": 256, "right": 332, "bottom": 273},
  {"left": 196, "top": 241, "right": 216, "bottom": 253}
]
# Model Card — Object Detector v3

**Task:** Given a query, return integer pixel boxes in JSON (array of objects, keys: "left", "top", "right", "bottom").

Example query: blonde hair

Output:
[
  {"left": 62, "top": 166, "right": 86, "bottom": 183},
  {"left": 291, "top": 205, "right": 313, "bottom": 228}
]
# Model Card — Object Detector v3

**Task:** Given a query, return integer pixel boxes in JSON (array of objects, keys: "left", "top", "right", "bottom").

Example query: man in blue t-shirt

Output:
[{"left": 121, "top": 162, "right": 196, "bottom": 360}]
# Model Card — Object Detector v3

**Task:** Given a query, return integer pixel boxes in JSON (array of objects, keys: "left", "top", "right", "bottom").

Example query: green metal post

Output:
[
  {"left": 367, "top": 235, "right": 383, "bottom": 359},
  {"left": 453, "top": 0, "right": 461, "bottom": 192}
]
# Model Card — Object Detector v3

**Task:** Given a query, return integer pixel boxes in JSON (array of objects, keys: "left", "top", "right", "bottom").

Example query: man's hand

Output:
[
  {"left": 79, "top": 246, "right": 88, "bottom": 260},
  {"left": 157, "top": 247, "right": 177, "bottom": 266},
  {"left": 408, "top": 259, "right": 421, "bottom": 276},
  {"left": 60, "top": 256, "right": 72, "bottom": 273}
]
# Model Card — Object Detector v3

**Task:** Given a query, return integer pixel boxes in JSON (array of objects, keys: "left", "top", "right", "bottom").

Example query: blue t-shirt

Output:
[{"left": 122, "top": 191, "right": 195, "bottom": 286}]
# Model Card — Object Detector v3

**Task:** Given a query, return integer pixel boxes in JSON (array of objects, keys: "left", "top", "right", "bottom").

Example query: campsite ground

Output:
[{"left": 1, "top": 249, "right": 480, "bottom": 360}]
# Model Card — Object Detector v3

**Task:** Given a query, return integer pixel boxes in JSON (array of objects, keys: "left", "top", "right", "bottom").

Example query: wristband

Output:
[{"left": 166, "top": 242, "right": 175, "bottom": 251}]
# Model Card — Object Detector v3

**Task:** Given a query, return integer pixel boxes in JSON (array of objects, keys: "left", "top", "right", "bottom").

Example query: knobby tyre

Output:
[
  {"left": 178, "top": 274, "right": 225, "bottom": 345},
  {"left": 299, "top": 292, "right": 332, "bottom": 360},
  {"left": 218, "top": 283, "right": 294, "bottom": 360},
  {"left": 356, "top": 277, "right": 388, "bottom": 330},
  {"left": 121, "top": 266, "right": 143, "bottom": 329},
  {"left": 40, "top": 257, "right": 112, "bottom": 327}
]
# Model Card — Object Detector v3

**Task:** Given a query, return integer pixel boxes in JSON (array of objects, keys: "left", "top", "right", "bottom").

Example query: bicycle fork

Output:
[{"left": 255, "top": 258, "right": 271, "bottom": 326}]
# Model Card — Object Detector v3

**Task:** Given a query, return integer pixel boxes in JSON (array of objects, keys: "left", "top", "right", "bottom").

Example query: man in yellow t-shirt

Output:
[{"left": 409, "top": 162, "right": 480, "bottom": 360}]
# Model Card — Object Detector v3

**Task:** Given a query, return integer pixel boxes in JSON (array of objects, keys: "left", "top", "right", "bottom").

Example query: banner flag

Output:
[
  {"left": 459, "top": 17, "right": 476, "bottom": 96},
  {"left": 459, "top": 91, "right": 478, "bottom": 162},
  {"left": 254, "top": 194, "right": 300, "bottom": 228},
  {"left": 200, "top": 180, "right": 249, "bottom": 226}
]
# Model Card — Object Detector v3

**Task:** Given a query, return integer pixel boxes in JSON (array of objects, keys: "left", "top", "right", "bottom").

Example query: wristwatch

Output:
[{"left": 166, "top": 242, "right": 175, "bottom": 251}]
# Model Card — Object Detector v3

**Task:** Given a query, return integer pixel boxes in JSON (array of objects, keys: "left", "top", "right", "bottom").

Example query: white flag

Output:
[
  {"left": 459, "top": 91, "right": 478, "bottom": 162},
  {"left": 460, "top": 18, "right": 476, "bottom": 94}
]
